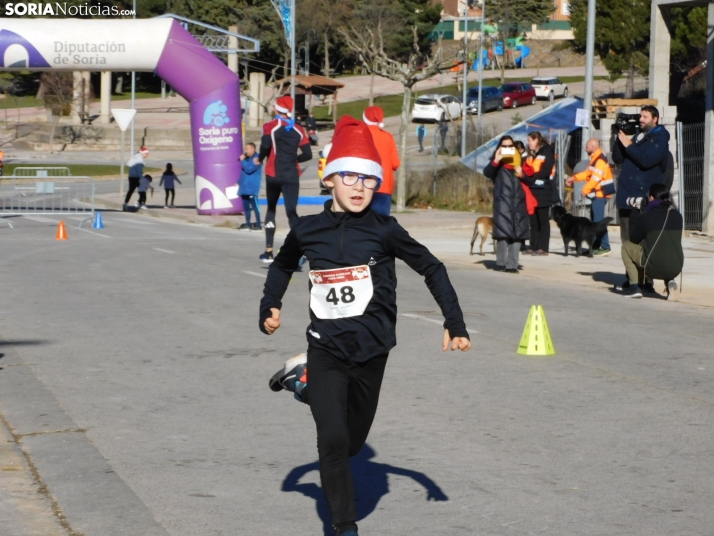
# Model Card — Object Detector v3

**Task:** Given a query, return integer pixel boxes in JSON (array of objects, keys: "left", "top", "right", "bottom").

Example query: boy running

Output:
[{"left": 259, "top": 116, "right": 471, "bottom": 536}]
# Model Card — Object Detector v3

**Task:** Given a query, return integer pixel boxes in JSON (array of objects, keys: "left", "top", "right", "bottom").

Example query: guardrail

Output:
[{"left": 0, "top": 168, "right": 95, "bottom": 229}]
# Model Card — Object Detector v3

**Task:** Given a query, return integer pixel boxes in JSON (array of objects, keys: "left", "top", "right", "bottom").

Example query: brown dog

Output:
[{"left": 470, "top": 216, "right": 494, "bottom": 256}]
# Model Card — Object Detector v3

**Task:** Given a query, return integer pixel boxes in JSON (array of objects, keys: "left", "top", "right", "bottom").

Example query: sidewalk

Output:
[{"left": 95, "top": 187, "right": 714, "bottom": 309}]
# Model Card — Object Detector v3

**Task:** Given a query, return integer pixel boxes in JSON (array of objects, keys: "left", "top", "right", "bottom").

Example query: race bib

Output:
[{"left": 309, "top": 265, "right": 373, "bottom": 319}]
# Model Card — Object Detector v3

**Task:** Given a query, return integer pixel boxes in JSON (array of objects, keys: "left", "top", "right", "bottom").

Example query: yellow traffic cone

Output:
[{"left": 517, "top": 305, "right": 555, "bottom": 356}]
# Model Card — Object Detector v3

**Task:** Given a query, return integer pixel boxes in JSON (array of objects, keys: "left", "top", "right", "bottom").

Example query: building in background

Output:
[{"left": 432, "top": 0, "right": 573, "bottom": 42}]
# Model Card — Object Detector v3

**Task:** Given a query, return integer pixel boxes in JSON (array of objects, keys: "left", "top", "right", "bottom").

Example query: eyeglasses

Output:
[{"left": 337, "top": 172, "right": 382, "bottom": 190}]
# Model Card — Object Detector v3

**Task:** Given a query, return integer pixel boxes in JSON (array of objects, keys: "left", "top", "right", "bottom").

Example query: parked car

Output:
[
  {"left": 499, "top": 82, "right": 537, "bottom": 109},
  {"left": 465, "top": 85, "right": 504, "bottom": 114},
  {"left": 411, "top": 94, "right": 462, "bottom": 122},
  {"left": 531, "top": 77, "right": 569, "bottom": 100}
]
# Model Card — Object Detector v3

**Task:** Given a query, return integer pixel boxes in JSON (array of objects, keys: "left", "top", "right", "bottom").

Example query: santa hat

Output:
[
  {"left": 140, "top": 146, "right": 149, "bottom": 155},
  {"left": 274, "top": 95, "right": 293, "bottom": 117},
  {"left": 322, "top": 116, "right": 383, "bottom": 183},
  {"left": 362, "top": 106, "right": 384, "bottom": 129}
]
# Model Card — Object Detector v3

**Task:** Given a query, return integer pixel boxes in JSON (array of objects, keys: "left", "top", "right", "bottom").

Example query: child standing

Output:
[
  {"left": 137, "top": 174, "right": 154, "bottom": 209},
  {"left": 159, "top": 163, "right": 181, "bottom": 208},
  {"left": 238, "top": 142, "right": 262, "bottom": 231},
  {"left": 259, "top": 116, "right": 471, "bottom": 536}
]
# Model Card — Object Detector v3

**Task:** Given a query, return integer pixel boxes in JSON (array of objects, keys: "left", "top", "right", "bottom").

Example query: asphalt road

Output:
[{"left": 1, "top": 213, "right": 713, "bottom": 536}]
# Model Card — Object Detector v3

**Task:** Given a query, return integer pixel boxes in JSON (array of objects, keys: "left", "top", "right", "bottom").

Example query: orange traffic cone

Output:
[{"left": 55, "top": 221, "right": 68, "bottom": 240}]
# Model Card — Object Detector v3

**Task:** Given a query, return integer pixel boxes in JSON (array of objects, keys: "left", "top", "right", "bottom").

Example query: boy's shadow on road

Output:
[{"left": 282, "top": 444, "right": 448, "bottom": 536}]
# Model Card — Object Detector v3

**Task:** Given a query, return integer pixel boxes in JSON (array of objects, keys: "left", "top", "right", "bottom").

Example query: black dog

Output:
[{"left": 551, "top": 205, "right": 613, "bottom": 258}]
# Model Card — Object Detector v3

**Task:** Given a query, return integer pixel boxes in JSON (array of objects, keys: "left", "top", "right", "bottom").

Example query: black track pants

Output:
[
  {"left": 306, "top": 348, "right": 388, "bottom": 532},
  {"left": 264, "top": 176, "right": 299, "bottom": 249}
]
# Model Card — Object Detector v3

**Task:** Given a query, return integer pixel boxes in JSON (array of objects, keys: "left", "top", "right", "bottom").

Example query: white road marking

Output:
[
  {"left": 111, "top": 218, "right": 157, "bottom": 225},
  {"left": 400, "top": 313, "right": 479, "bottom": 334},
  {"left": 243, "top": 271, "right": 267, "bottom": 279},
  {"left": 153, "top": 248, "right": 176, "bottom": 254},
  {"left": 75, "top": 227, "right": 111, "bottom": 239},
  {"left": 20, "top": 216, "right": 59, "bottom": 224}
]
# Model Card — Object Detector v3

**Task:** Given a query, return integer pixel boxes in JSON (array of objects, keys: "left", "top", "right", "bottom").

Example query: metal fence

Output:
[
  {"left": 0, "top": 168, "right": 95, "bottom": 228},
  {"left": 676, "top": 122, "right": 705, "bottom": 231}
]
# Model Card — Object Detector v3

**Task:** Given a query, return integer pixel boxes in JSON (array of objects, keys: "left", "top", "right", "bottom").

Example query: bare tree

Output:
[
  {"left": 340, "top": 24, "right": 458, "bottom": 212},
  {"left": 40, "top": 72, "right": 74, "bottom": 153}
]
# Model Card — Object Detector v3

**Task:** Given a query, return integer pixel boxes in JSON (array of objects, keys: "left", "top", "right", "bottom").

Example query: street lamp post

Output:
[
  {"left": 476, "top": 0, "right": 486, "bottom": 143},
  {"left": 582, "top": 0, "right": 596, "bottom": 159},
  {"left": 460, "top": 7, "right": 469, "bottom": 158}
]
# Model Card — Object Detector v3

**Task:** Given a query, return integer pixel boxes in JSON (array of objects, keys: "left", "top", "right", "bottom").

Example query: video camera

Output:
[{"left": 613, "top": 113, "right": 640, "bottom": 136}]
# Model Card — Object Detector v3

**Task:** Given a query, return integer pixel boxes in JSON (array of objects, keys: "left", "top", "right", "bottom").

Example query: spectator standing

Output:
[
  {"left": 416, "top": 124, "right": 426, "bottom": 152},
  {"left": 137, "top": 174, "right": 153, "bottom": 209},
  {"left": 612, "top": 106, "right": 670, "bottom": 241},
  {"left": 612, "top": 105, "right": 670, "bottom": 291},
  {"left": 159, "top": 163, "right": 182, "bottom": 208},
  {"left": 238, "top": 142, "right": 263, "bottom": 231},
  {"left": 305, "top": 112, "right": 319, "bottom": 146},
  {"left": 124, "top": 146, "right": 149, "bottom": 211},
  {"left": 483, "top": 136, "right": 530, "bottom": 273},
  {"left": 438, "top": 120, "right": 448, "bottom": 152},
  {"left": 521, "top": 131, "right": 555, "bottom": 255},
  {"left": 363, "top": 106, "right": 400, "bottom": 216},
  {"left": 257, "top": 95, "right": 313, "bottom": 263},
  {"left": 565, "top": 138, "right": 614, "bottom": 255},
  {"left": 619, "top": 183, "right": 683, "bottom": 299}
]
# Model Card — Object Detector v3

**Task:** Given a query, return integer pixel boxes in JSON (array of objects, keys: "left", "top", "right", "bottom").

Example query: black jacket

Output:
[
  {"left": 483, "top": 161, "right": 530, "bottom": 241},
  {"left": 520, "top": 144, "right": 555, "bottom": 208},
  {"left": 259, "top": 202, "right": 469, "bottom": 362},
  {"left": 629, "top": 201, "right": 684, "bottom": 281},
  {"left": 612, "top": 125, "right": 670, "bottom": 209}
]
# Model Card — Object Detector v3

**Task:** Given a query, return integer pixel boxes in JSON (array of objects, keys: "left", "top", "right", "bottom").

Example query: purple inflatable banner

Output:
[
  {"left": 156, "top": 21, "right": 243, "bottom": 215},
  {"left": 0, "top": 18, "right": 246, "bottom": 215}
]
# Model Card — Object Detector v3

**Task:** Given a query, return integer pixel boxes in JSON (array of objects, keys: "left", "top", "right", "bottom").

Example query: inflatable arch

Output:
[{"left": 0, "top": 18, "right": 247, "bottom": 215}]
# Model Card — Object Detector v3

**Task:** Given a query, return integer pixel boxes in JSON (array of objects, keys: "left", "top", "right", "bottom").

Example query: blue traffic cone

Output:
[{"left": 93, "top": 211, "right": 104, "bottom": 229}]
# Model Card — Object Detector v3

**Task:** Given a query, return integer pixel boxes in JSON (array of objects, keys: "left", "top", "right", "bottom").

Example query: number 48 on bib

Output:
[{"left": 309, "top": 265, "right": 373, "bottom": 319}]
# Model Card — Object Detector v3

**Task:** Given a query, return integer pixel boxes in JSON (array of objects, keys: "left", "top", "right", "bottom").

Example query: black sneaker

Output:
[
  {"left": 494, "top": 265, "right": 506, "bottom": 272},
  {"left": 259, "top": 251, "right": 274, "bottom": 263},
  {"left": 622, "top": 285, "right": 643, "bottom": 298},
  {"left": 614, "top": 280, "right": 631, "bottom": 292},
  {"left": 505, "top": 268, "right": 519, "bottom": 274},
  {"left": 238, "top": 223, "right": 252, "bottom": 231},
  {"left": 269, "top": 353, "right": 308, "bottom": 403},
  {"left": 251, "top": 223, "right": 262, "bottom": 231},
  {"left": 641, "top": 282, "right": 656, "bottom": 294}
]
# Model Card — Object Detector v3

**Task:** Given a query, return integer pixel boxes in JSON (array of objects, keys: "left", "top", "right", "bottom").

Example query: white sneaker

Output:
[
  {"left": 164, "top": 205, "right": 169, "bottom": 209},
  {"left": 667, "top": 280, "right": 678, "bottom": 301},
  {"left": 140, "top": 204, "right": 148, "bottom": 210}
]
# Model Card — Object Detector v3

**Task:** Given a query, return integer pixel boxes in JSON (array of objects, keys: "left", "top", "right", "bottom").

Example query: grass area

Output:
[
  {"left": 111, "top": 91, "right": 164, "bottom": 101},
  {"left": 0, "top": 91, "right": 167, "bottom": 112},
  {"left": 0, "top": 95, "right": 43, "bottom": 109},
  {"left": 312, "top": 75, "right": 607, "bottom": 121},
  {"left": 3, "top": 164, "right": 162, "bottom": 176}
]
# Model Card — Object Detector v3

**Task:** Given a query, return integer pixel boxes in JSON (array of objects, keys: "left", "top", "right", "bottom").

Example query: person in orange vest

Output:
[
  {"left": 363, "top": 106, "right": 400, "bottom": 215},
  {"left": 566, "top": 138, "right": 615, "bottom": 256}
]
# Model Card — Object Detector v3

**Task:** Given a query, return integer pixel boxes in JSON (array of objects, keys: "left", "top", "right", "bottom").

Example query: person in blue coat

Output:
[
  {"left": 238, "top": 142, "right": 263, "bottom": 231},
  {"left": 612, "top": 106, "right": 670, "bottom": 243}
]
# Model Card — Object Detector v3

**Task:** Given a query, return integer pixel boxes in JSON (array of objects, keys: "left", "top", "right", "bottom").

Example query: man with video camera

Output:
[{"left": 612, "top": 105, "right": 671, "bottom": 291}]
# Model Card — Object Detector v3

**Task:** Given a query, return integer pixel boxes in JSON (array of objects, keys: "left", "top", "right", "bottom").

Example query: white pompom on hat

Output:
[
  {"left": 274, "top": 95, "right": 294, "bottom": 117},
  {"left": 362, "top": 105, "right": 385, "bottom": 129},
  {"left": 322, "top": 115, "right": 383, "bottom": 184}
]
